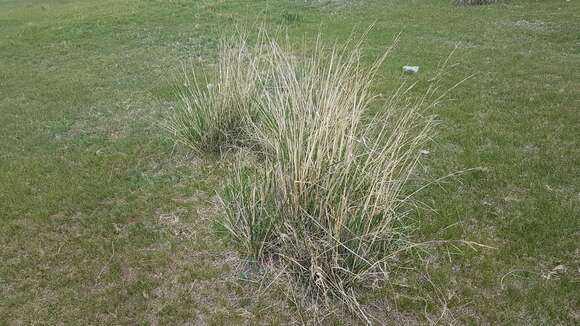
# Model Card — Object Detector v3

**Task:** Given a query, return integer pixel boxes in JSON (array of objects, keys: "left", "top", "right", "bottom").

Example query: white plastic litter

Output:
[{"left": 403, "top": 65, "right": 419, "bottom": 74}]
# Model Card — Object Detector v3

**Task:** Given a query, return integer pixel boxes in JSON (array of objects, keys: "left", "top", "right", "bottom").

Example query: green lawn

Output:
[{"left": 1, "top": 0, "right": 578, "bottom": 324}]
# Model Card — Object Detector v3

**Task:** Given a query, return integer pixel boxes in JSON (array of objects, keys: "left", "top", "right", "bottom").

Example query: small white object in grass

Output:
[
  {"left": 403, "top": 65, "right": 419, "bottom": 74},
  {"left": 420, "top": 149, "right": 430, "bottom": 155}
]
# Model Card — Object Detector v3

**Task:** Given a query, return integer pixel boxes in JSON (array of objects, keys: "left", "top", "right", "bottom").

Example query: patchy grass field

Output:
[{"left": 1, "top": 0, "right": 578, "bottom": 324}]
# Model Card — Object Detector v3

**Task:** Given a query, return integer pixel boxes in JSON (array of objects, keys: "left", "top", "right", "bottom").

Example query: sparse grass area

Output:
[{"left": 1, "top": 0, "right": 578, "bottom": 324}]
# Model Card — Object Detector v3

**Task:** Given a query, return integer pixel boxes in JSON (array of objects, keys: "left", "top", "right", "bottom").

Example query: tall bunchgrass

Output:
[
  {"left": 217, "top": 35, "right": 439, "bottom": 322},
  {"left": 163, "top": 35, "right": 260, "bottom": 156},
  {"left": 164, "top": 29, "right": 450, "bottom": 321}
]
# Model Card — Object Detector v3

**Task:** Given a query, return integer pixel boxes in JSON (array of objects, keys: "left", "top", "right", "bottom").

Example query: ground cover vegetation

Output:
[{"left": 1, "top": 0, "right": 578, "bottom": 324}]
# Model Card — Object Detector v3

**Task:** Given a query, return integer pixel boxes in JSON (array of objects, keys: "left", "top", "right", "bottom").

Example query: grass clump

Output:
[
  {"left": 163, "top": 36, "right": 260, "bottom": 156},
  {"left": 165, "top": 29, "right": 446, "bottom": 322},
  {"left": 216, "top": 35, "right": 439, "bottom": 321}
]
